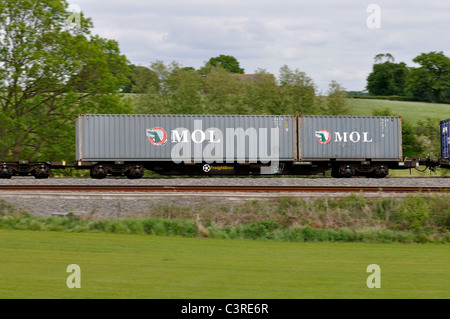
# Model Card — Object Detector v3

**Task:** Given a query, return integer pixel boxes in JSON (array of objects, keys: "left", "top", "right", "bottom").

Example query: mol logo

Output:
[
  {"left": 315, "top": 130, "right": 374, "bottom": 144},
  {"left": 315, "top": 130, "right": 331, "bottom": 144},
  {"left": 146, "top": 127, "right": 167, "bottom": 146}
]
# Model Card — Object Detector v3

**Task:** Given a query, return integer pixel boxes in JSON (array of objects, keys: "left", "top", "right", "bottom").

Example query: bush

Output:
[
  {"left": 389, "top": 195, "right": 448, "bottom": 233},
  {"left": 142, "top": 218, "right": 156, "bottom": 234},
  {"left": 1, "top": 194, "right": 449, "bottom": 243}
]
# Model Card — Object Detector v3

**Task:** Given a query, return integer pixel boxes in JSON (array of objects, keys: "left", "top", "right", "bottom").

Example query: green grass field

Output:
[
  {"left": 349, "top": 98, "right": 450, "bottom": 125},
  {"left": 1, "top": 230, "right": 448, "bottom": 299}
]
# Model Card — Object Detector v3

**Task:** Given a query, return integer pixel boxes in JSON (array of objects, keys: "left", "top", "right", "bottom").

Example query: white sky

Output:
[{"left": 67, "top": 0, "right": 450, "bottom": 94}]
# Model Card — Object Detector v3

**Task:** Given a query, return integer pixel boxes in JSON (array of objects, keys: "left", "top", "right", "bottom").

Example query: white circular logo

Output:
[{"left": 202, "top": 164, "right": 211, "bottom": 172}]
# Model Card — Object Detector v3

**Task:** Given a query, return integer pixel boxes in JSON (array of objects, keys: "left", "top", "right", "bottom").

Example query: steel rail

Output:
[{"left": 0, "top": 185, "right": 448, "bottom": 193}]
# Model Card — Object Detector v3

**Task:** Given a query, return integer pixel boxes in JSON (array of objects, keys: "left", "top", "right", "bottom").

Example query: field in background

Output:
[
  {"left": 349, "top": 99, "right": 450, "bottom": 125},
  {"left": 0, "top": 230, "right": 448, "bottom": 299}
]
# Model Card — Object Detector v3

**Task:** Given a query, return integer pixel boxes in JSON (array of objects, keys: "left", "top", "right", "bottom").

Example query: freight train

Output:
[{"left": 1, "top": 115, "right": 449, "bottom": 179}]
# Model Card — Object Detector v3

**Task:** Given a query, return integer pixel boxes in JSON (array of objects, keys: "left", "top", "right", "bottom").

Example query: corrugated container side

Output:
[
  {"left": 441, "top": 119, "right": 450, "bottom": 158},
  {"left": 76, "top": 114, "right": 295, "bottom": 162},
  {"left": 298, "top": 116, "right": 402, "bottom": 161}
]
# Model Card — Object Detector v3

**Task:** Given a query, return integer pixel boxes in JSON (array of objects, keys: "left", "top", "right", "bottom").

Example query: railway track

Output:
[{"left": 0, "top": 185, "right": 448, "bottom": 193}]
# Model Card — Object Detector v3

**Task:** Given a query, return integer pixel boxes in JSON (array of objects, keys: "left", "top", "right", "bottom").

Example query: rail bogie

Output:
[
  {"left": 1, "top": 162, "right": 52, "bottom": 179},
  {"left": 88, "top": 162, "right": 145, "bottom": 179}
]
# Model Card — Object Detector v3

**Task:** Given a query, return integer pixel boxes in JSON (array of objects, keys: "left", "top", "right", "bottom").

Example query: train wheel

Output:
[
  {"left": 33, "top": 165, "right": 51, "bottom": 179},
  {"left": 371, "top": 165, "right": 388, "bottom": 178},
  {"left": 342, "top": 165, "right": 354, "bottom": 178},
  {"left": 332, "top": 165, "right": 354, "bottom": 178},
  {"left": 126, "top": 165, "right": 145, "bottom": 179},
  {"left": 0, "top": 164, "right": 12, "bottom": 179},
  {"left": 90, "top": 165, "right": 108, "bottom": 179}
]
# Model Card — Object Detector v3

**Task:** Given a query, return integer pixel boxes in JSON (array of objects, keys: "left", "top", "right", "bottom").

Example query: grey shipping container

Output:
[
  {"left": 441, "top": 118, "right": 450, "bottom": 158},
  {"left": 298, "top": 116, "right": 403, "bottom": 161},
  {"left": 76, "top": 114, "right": 295, "bottom": 163}
]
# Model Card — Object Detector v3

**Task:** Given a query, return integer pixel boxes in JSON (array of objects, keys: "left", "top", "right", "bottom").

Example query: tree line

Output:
[
  {"left": 124, "top": 57, "right": 349, "bottom": 117},
  {"left": 366, "top": 52, "right": 450, "bottom": 103}
]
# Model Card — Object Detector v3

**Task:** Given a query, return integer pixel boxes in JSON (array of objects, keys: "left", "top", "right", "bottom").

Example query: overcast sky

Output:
[{"left": 67, "top": 0, "right": 450, "bottom": 94}]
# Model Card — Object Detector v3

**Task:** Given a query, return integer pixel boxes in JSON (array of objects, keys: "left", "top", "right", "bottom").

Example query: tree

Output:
[
  {"left": 374, "top": 53, "right": 395, "bottom": 63},
  {"left": 366, "top": 54, "right": 409, "bottom": 96},
  {"left": 165, "top": 66, "right": 205, "bottom": 114},
  {"left": 0, "top": 0, "right": 131, "bottom": 161},
  {"left": 324, "top": 81, "right": 351, "bottom": 115},
  {"left": 203, "top": 65, "right": 247, "bottom": 114},
  {"left": 240, "top": 69, "right": 279, "bottom": 115},
  {"left": 415, "top": 117, "right": 441, "bottom": 157},
  {"left": 123, "top": 65, "right": 159, "bottom": 94},
  {"left": 206, "top": 55, "right": 245, "bottom": 74},
  {"left": 278, "top": 65, "right": 317, "bottom": 114},
  {"left": 406, "top": 51, "right": 450, "bottom": 103},
  {"left": 135, "top": 61, "right": 205, "bottom": 114}
]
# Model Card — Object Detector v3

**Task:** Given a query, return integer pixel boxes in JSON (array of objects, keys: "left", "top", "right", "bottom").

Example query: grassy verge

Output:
[{"left": 1, "top": 193, "right": 449, "bottom": 244}]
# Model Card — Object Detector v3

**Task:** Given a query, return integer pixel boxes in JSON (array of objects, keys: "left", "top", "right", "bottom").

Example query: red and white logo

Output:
[
  {"left": 315, "top": 130, "right": 331, "bottom": 144},
  {"left": 146, "top": 127, "right": 167, "bottom": 146}
]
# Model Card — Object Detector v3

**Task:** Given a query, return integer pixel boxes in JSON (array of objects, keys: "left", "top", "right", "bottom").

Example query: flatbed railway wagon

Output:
[
  {"left": 74, "top": 114, "right": 417, "bottom": 178},
  {"left": 76, "top": 114, "right": 295, "bottom": 178},
  {"left": 0, "top": 114, "right": 433, "bottom": 179}
]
